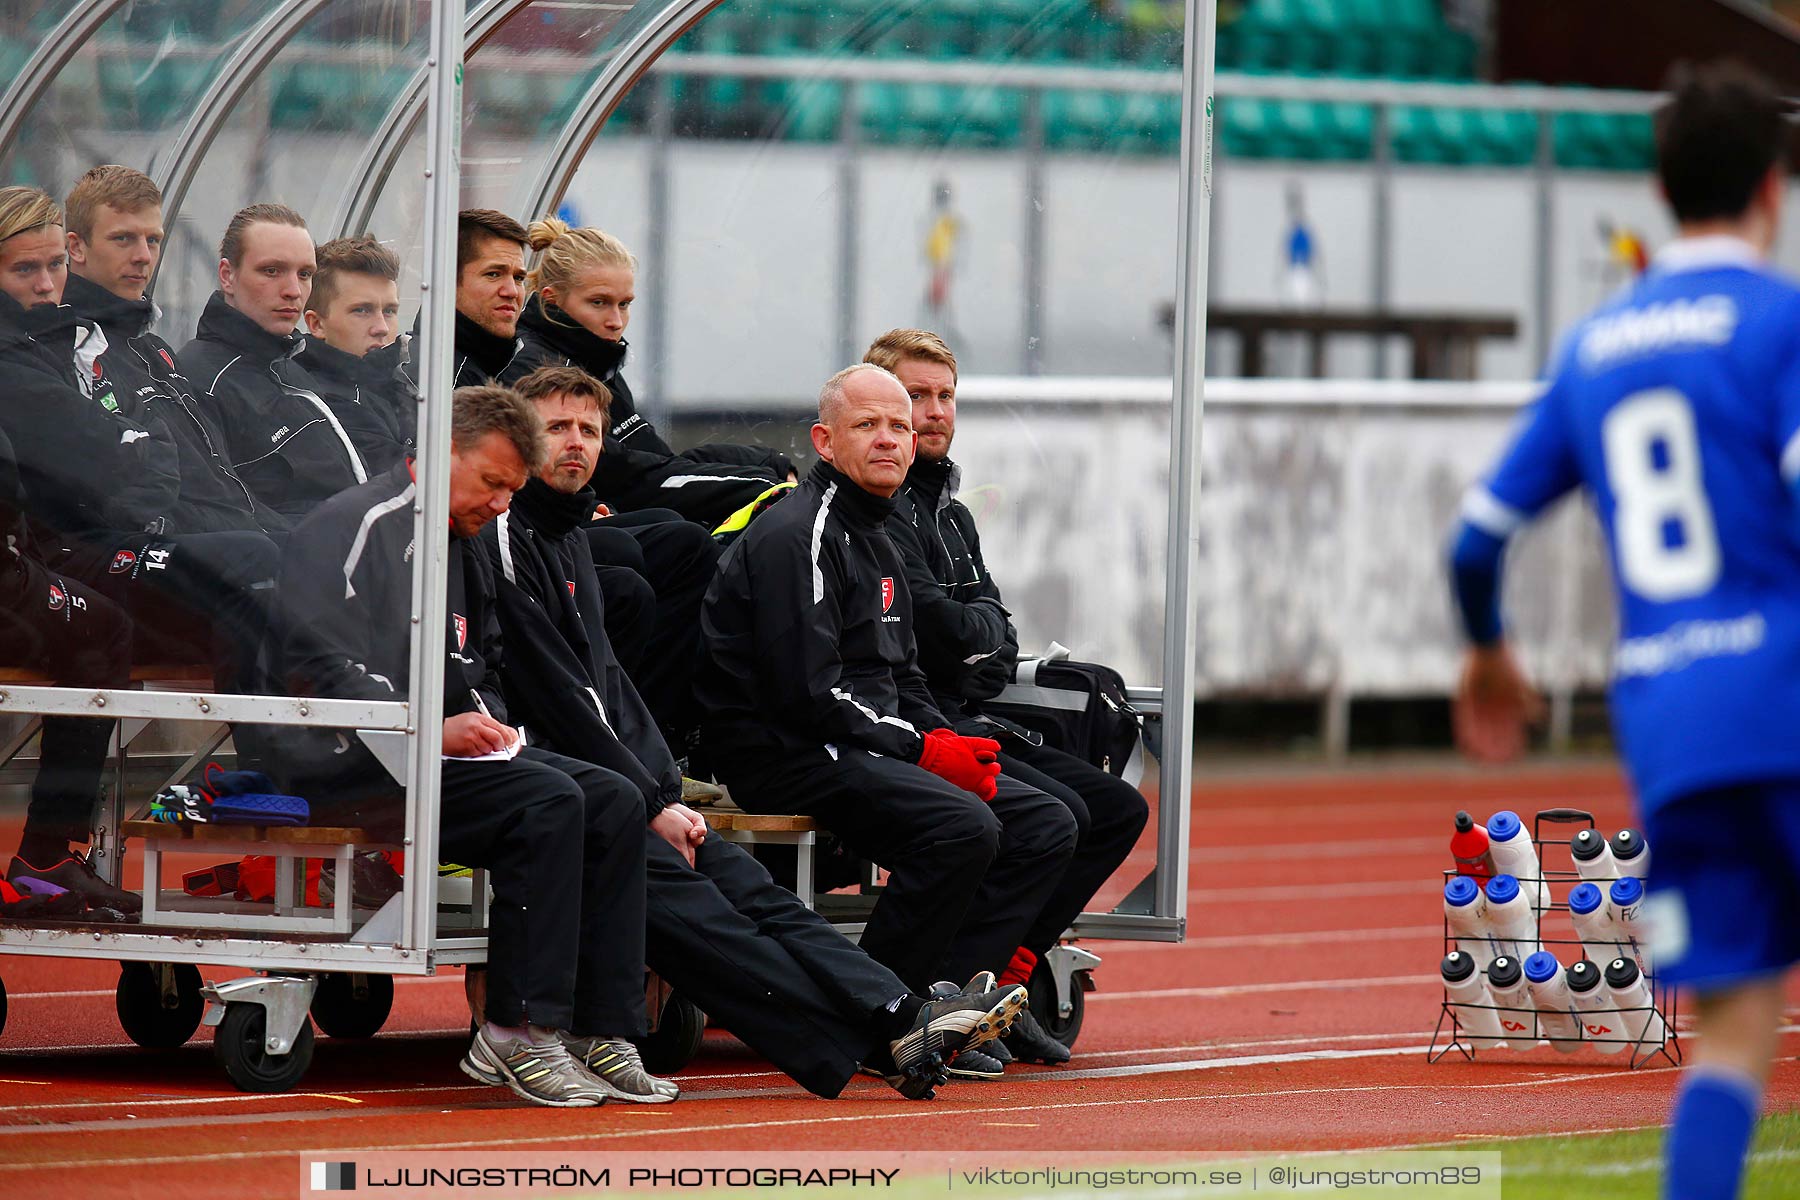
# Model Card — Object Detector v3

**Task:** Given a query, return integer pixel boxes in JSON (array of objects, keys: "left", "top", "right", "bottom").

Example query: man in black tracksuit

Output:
[
  {"left": 275, "top": 385, "right": 666, "bottom": 1107},
  {"left": 698, "top": 364, "right": 1077, "bottom": 995},
  {"left": 437, "top": 212, "right": 719, "bottom": 746},
  {"left": 483, "top": 367, "right": 1012, "bottom": 1099},
  {"left": 61, "top": 272, "right": 289, "bottom": 538},
  {"left": 869, "top": 329, "right": 1150, "bottom": 1064},
  {"left": 0, "top": 288, "right": 276, "bottom": 701},
  {"left": 179, "top": 207, "right": 370, "bottom": 523},
  {"left": 296, "top": 333, "right": 415, "bottom": 475}
]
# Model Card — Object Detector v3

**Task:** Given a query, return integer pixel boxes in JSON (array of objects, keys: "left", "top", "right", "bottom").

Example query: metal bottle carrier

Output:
[{"left": 1429, "top": 808, "right": 1681, "bottom": 1069}]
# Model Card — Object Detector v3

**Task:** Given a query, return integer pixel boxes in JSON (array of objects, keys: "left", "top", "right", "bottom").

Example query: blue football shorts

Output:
[{"left": 1642, "top": 780, "right": 1800, "bottom": 993}]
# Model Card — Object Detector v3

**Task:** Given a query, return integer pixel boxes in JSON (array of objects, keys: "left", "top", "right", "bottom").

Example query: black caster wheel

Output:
[
  {"left": 1027, "top": 962, "right": 1088, "bottom": 1050},
  {"left": 633, "top": 991, "right": 704, "bottom": 1075},
  {"left": 213, "top": 1002, "right": 315, "bottom": 1093},
  {"left": 310, "top": 972, "right": 394, "bottom": 1039},
  {"left": 116, "top": 963, "right": 204, "bottom": 1049}
]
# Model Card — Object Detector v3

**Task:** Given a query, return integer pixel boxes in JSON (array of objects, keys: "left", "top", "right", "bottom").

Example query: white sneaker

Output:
[
  {"left": 562, "top": 1035, "right": 680, "bottom": 1103},
  {"left": 460, "top": 1026, "right": 606, "bottom": 1107}
]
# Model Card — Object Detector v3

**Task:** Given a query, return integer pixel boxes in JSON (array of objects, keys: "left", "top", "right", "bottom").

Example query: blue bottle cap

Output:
[
  {"left": 1569, "top": 881, "right": 1603, "bottom": 915},
  {"left": 1444, "top": 876, "right": 1481, "bottom": 907},
  {"left": 1523, "top": 950, "right": 1562, "bottom": 983},
  {"left": 1609, "top": 876, "right": 1644, "bottom": 906},
  {"left": 1487, "top": 810, "right": 1523, "bottom": 843},
  {"left": 1485, "top": 873, "right": 1521, "bottom": 905}
]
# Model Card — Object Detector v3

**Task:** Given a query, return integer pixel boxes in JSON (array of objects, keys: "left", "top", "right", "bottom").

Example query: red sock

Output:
[{"left": 998, "top": 945, "right": 1038, "bottom": 989}]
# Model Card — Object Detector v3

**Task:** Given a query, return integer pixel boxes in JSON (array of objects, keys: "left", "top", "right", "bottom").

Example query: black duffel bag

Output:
[{"left": 984, "top": 647, "right": 1145, "bottom": 780}]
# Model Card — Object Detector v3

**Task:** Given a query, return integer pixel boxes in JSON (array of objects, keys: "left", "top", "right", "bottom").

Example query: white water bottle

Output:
[
  {"left": 1605, "top": 876, "right": 1648, "bottom": 969},
  {"left": 1603, "top": 956, "right": 1667, "bottom": 1050},
  {"left": 1609, "top": 829, "right": 1651, "bottom": 880},
  {"left": 1569, "top": 828, "right": 1617, "bottom": 882},
  {"left": 1443, "top": 875, "right": 1495, "bottom": 969},
  {"left": 1485, "top": 811, "right": 1547, "bottom": 910},
  {"left": 1485, "top": 955, "right": 1535, "bottom": 1046},
  {"left": 1568, "top": 881, "right": 1629, "bottom": 964},
  {"left": 1441, "top": 951, "right": 1507, "bottom": 1050},
  {"left": 1522, "top": 951, "right": 1583, "bottom": 1053},
  {"left": 1566, "top": 959, "right": 1627, "bottom": 1055},
  {"left": 1483, "top": 874, "right": 1537, "bottom": 961}
]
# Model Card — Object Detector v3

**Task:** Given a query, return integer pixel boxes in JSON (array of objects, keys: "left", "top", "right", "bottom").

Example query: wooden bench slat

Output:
[
  {"left": 124, "top": 820, "right": 366, "bottom": 845},
  {"left": 705, "top": 812, "right": 819, "bottom": 833}
]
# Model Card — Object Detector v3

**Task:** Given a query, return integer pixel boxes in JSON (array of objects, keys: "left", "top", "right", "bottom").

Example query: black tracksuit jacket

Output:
[
  {"left": 0, "top": 292, "right": 180, "bottom": 541},
  {"left": 276, "top": 462, "right": 503, "bottom": 718},
  {"left": 296, "top": 336, "right": 417, "bottom": 474},
  {"left": 478, "top": 478, "right": 678, "bottom": 819},
  {"left": 504, "top": 295, "right": 791, "bottom": 509},
  {"left": 887, "top": 456, "right": 1020, "bottom": 715},
  {"left": 181, "top": 293, "right": 369, "bottom": 522},
  {"left": 59, "top": 273, "right": 285, "bottom": 537},
  {"left": 698, "top": 459, "right": 947, "bottom": 762}
]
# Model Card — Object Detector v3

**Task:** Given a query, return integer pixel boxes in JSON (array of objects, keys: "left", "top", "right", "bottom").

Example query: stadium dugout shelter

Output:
[{"left": 0, "top": 0, "right": 1208, "bottom": 1091}]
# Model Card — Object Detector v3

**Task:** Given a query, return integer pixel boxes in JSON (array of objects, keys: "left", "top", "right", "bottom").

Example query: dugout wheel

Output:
[
  {"left": 634, "top": 992, "right": 704, "bottom": 1075},
  {"left": 1027, "top": 961, "right": 1090, "bottom": 1050},
  {"left": 116, "top": 962, "right": 204, "bottom": 1049},
  {"left": 214, "top": 1002, "right": 316, "bottom": 1093},
  {"left": 310, "top": 972, "right": 394, "bottom": 1039}
]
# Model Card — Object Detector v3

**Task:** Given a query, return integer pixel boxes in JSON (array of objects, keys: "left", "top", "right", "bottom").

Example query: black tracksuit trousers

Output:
[
  {"left": 723, "top": 747, "right": 1078, "bottom": 994},
  {"left": 0, "top": 557, "right": 130, "bottom": 846},
  {"left": 52, "top": 529, "right": 279, "bottom": 693},
  {"left": 996, "top": 739, "right": 1150, "bottom": 957},
  {"left": 441, "top": 746, "right": 647, "bottom": 1036},
  {"left": 644, "top": 834, "right": 905, "bottom": 1098}
]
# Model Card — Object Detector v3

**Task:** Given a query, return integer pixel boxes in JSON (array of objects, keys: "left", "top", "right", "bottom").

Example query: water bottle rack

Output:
[{"left": 1428, "top": 807, "right": 1682, "bottom": 1069}]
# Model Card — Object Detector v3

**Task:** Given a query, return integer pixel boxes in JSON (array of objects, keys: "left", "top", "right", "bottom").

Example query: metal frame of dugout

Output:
[{"left": 0, "top": 0, "right": 1210, "bottom": 1092}]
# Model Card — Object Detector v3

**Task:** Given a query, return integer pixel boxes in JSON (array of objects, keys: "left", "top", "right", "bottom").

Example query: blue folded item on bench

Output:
[
  {"left": 208, "top": 792, "right": 310, "bottom": 826},
  {"left": 194, "top": 763, "right": 310, "bottom": 826}
]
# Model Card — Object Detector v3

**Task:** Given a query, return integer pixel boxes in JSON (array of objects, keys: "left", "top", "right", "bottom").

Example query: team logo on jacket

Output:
[
  {"left": 567, "top": 580, "right": 576, "bottom": 597},
  {"left": 109, "top": 549, "right": 137, "bottom": 574},
  {"left": 158, "top": 348, "right": 175, "bottom": 369},
  {"left": 453, "top": 614, "right": 468, "bottom": 651},
  {"left": 47, "top": 584, "right": 65, "bottom": 611},
  {"left": 881, "top": 577, "right": 895, "bottom": 613}
]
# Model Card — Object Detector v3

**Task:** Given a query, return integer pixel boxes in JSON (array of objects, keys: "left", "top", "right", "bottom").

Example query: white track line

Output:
[
  {"left": 1188, "top": 837, "right": 1445, "bottom": 863},
  {"left": 1097, "top": 925, "right": 1441, "bottom": 952},
  {"left": 0, "top": 1063, "right": 1697, "bottom": 1172},
  {"left": 1190, "top": 880, "right": 1432, "bottom": 903},
  {"left": 1094, "top": 973, "right": 1436, "bottom": 1001}
]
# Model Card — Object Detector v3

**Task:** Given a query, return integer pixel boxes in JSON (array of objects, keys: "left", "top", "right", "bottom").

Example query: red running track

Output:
[{"left": 0, "top": 760, "right": 1794, "bottom": 1198}]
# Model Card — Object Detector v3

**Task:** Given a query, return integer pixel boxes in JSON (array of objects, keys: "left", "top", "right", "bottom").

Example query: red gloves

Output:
[{"left": 916, "top": 728, "right": 1001, "bottom": 802}]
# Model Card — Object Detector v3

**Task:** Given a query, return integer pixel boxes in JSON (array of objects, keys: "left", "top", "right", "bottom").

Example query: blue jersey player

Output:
[{"left": 1449, "top": 64, "right": 1797, "bottom": 1200}]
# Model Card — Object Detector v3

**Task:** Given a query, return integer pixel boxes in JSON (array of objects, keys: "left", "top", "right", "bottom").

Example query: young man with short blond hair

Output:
[{"left": 297, "top": 234, "right": 414, "bottom": 472}]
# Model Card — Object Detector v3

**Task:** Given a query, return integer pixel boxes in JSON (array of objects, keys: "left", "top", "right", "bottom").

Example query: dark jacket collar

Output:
[
  {"left": 0, "top": 290, "right": 92, "bottom": 356},
  {"left": 194, "top": 290, "right": 304, "bottom": 362},
  {"left": 510, "top": 477, "right": 596, "bottom": 541},
  {"left": 301, "top": 334, "right": 409, "bottom": 387},
  {"left": 60, "top": 271, "right": 154, "bottom": 340},
  {"left": 903, "top": 454, "right": 962, "bottom": 509},
  {"left": 813, "top": 458, "right": 897, "bottom": 527},
  {"left": 454, "top": 310, "right": 521, "bottom": 380},
  {"left": 519, "top": 293, "right": 628, "bottom": 380}
]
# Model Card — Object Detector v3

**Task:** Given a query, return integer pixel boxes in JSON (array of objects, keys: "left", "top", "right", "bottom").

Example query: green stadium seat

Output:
[{"left": 1043, "top": 89, "right": 1122, "bottom": 152}]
